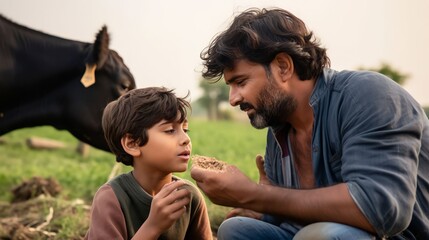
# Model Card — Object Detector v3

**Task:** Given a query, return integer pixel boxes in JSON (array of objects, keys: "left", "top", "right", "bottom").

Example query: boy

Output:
[{"left": 85, "top": 87, "right": 212, "bottom": 240}]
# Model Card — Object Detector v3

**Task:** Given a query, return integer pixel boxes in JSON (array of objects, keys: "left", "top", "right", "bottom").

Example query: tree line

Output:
[{"left": 196, "top": 63, "right": 424, "bottom": 120}]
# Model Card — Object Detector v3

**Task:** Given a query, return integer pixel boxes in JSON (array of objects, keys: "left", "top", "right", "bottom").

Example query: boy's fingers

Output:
[
  {"left": 169, "top": 188, "right": 190, "bottom": 203},
  {"left": 168, "top": 203, "right": 188, "bottom": 220},
  {"left": 171, "top": 195, "right": 190, "bottom": 210},
  {"left": 156, "top": 180, "right": 186, "bottom": 198},
  {"left": 162, "top": 194, "right": 190, "bottom": 219}
]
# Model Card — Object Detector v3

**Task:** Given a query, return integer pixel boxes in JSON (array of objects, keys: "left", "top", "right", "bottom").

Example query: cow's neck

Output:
[{"left": 1, "top": 16, "right": 91, "bottom": 88}]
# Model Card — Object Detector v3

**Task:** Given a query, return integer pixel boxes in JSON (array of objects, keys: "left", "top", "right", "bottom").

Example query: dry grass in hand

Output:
[{"left": 192, "top": 155, "right": 228, "bottom": 172}]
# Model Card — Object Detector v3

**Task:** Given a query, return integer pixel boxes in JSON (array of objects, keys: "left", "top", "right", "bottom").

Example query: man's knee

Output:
[
  {"left": 293, "top": 222, "right": 375, "bottom": 240},
  {"left": 218, "top": 217, "right": 295, "bottom": 240},
  {"left": 217, "top": 217, "right": 254, "bottom": 240}
]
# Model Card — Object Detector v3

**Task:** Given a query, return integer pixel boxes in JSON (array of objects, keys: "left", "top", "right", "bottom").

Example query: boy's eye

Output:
[
  {"left": 183, "top": 128, "right": 190, "bottom": 134},
  {"left": 165, "top": 129, "right": 175, "bottom": 134}
]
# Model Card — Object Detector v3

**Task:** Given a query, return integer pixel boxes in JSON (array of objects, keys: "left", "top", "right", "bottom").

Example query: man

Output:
[{"left": 191, "top": 8, "right": 429, "bottom": 239}]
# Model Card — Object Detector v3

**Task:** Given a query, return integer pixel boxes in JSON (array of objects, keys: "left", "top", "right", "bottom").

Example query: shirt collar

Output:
[{"left": 309, "top": 68, "right": 336, "bottom": 107}]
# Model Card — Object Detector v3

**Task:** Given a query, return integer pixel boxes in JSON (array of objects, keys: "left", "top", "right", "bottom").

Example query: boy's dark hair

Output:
[
  {"left": 201, "top": 8, "right": 330, "bottom": 81},
  {"left": 102, "top": 87, "right": 191, "bottom": 166}
]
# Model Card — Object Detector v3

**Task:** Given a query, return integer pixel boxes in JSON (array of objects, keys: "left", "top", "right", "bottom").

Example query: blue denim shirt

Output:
[{"left": 264, "top": 69, "right": 429, "bottom": 239}]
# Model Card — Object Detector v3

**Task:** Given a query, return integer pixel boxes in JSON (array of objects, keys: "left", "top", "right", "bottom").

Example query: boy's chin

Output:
[{"left": 174, "top": 165, "right": 188, "bottom": 173}]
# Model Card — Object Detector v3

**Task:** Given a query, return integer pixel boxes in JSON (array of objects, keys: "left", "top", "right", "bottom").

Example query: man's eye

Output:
[{"left": 237, "top": 79, "right": 246, "bottom": 86}]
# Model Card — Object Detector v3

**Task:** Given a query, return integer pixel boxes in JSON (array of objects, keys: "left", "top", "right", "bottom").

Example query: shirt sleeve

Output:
[
  {"left": 338, "top": 72, "right": 422, "bottom": 237},
  {"left": 84, "top": 184, "right": 128, "bottom": 240}
]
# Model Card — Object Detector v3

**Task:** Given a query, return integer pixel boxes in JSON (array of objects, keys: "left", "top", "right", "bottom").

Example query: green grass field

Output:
[{"left": 0, "top": 119, "right": 267, "bottom": 238}]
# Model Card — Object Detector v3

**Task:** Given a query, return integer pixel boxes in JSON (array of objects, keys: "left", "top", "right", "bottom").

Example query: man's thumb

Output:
[{"left": 256, "top": 154, "right": 269, "bottom": 184}]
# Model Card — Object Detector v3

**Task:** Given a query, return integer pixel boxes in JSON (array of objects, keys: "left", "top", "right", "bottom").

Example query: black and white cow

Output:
[{"left": 0, "top": 15, "right": 136, "bottom": 152}]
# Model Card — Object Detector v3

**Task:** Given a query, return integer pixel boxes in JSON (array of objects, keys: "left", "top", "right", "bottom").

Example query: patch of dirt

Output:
[
  {"left": 0, "top": 177, "right": 90, "bottom": 240},
  {"left": 11, "top": 176, "right": 61, "bottom": 203},
  {"left": 0, "top": 196, "right": 90, "bottom": 240}
]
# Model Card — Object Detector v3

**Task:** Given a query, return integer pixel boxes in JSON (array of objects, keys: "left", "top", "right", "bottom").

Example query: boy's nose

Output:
[{"left": 181, "top": 132, "right": 191, "bottom": 145}]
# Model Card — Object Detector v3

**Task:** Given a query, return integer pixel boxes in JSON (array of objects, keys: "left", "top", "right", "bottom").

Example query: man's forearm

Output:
[{"left": 245, "top": 183, "right": 375, "bottom": 233}]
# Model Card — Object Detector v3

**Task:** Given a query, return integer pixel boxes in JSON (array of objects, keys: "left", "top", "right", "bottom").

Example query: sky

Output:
[{"left": 1, "top": 0, "right": 428, "bottom": 105}]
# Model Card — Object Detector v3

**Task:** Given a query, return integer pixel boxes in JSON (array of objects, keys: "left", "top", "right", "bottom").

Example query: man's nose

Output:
[{"left": 229, "top": 87, "right": 242, "bottom": 106}]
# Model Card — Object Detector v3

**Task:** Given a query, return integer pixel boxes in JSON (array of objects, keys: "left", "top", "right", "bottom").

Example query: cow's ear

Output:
[{"left": 92, "top": 25, "right": 110, "bottom": 68}]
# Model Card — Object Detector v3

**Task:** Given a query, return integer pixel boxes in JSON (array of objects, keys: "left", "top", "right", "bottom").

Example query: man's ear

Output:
[
  {"left": 273, "top": 52, "right": 294, "bottom": 81},
  {"left": 121, "top": 134, "right": 141, "bottom": 157}
]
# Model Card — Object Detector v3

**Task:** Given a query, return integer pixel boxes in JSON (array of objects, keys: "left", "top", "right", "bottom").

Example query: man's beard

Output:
[{"left": 242, "top": 81, "right": 297, "bottom": 129}]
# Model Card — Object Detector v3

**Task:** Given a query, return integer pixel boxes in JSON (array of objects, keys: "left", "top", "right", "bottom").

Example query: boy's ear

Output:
[
  {"left": 273, "top": 52, "right": 294, "bottom": 82},
  {"left": 121, "top": 134, "right": 141, "bottom": 157}
]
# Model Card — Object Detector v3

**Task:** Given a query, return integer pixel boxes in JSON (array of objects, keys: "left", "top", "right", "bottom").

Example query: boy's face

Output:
[{"left": 138, "top": 118, "right": 191, "bottom": 173}]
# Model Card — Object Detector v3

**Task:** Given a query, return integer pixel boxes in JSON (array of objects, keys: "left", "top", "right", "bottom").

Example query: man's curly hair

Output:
[{"left": 201, "top": 8, "right": 330, "bottom": 81}]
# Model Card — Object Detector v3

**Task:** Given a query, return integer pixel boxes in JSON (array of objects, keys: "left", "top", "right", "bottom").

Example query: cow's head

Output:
[
  {"left": 65, "top": 26, "right": 136, "bottom": 152},
  {"left": 0, "top": 17, "right": 136, "bottom": 153}
]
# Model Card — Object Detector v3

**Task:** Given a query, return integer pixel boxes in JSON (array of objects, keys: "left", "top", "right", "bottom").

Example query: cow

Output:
[{"left": 0, "top": 15, "right": 136, "bottom": 152}]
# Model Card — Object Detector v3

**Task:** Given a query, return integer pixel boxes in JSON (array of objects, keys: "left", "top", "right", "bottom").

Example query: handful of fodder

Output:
[{"left": 191, "top": 155, "right": 228, "bottom": 172}]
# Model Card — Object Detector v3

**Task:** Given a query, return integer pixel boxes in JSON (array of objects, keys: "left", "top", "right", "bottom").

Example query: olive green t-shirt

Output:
[{"left": 85, "top": 172, "right": 212, "bottom": 240}]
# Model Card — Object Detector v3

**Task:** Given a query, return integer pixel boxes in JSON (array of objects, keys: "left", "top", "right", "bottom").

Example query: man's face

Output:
[{"left": 224, "top": 59, "right": 296, "bottom": 129}]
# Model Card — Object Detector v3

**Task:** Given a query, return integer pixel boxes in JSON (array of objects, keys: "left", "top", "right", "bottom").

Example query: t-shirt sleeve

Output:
[
  {"left": 184, "top": 183, "right": 213, "bottom": 240},
  {"left": 84, "top": 184, "right": 128, "bottom": 240}
]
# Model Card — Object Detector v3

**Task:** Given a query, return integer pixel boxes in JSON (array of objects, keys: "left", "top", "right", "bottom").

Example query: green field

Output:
[{"left": 0, "top": 119, "right": 267, "bottom": 238}]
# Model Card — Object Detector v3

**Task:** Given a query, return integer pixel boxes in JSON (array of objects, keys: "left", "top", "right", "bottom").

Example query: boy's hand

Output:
[{"left": 141, "top": 180, "right": 190, "bottom": 238}]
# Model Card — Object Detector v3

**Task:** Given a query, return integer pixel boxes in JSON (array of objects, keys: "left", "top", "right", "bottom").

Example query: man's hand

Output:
[
  {"left": 225, "top": 208, "right": 263, "bottom": 220},
  {"left": 191, "top": 163, "right": 257, "bottom": 208},
  {"left": 256, "top": 154, "right": 270, "bottom": 185},
  {"left": 224, "top": 155, "right": 268, "bottom": 220}
]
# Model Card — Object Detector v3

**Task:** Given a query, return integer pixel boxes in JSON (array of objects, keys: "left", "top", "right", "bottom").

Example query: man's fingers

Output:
[
  {"left": 190, "top": 166, "right": 205, "bottom": 182},
  {"left": 256, "top": 154, "right": 269, "bottom": 185},
  {"left": 225, "top": 208, "right": 242, "bottom": 219},
  {"left": 256, "top": 154, "right": 266, "bottom": 179},
  {"left": 225, "top": 207, "right": 263, "bottom": 220},
  {"left": 256, "top": 154, "right": 264, "bottom": 172}
]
